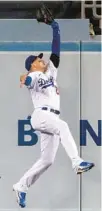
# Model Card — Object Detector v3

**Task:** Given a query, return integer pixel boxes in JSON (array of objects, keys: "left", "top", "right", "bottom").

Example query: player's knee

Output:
[
  {"left": 42, "top": 158, "right": 53, "bottom": 168},
  {"left": 44, "top": 161, "right": 53, "bottom": 168}
]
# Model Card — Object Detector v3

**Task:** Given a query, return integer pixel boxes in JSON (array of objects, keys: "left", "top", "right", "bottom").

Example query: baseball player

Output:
[{"left": 13, "top": 5, "right": 94, "bottom": 208}]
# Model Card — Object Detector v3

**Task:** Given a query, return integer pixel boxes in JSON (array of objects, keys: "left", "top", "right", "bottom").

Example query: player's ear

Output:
[{"left": 31, "top": 63, "right": 36, "bottom": 69}]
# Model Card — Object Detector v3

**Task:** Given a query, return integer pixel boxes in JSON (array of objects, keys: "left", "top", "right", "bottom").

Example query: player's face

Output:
[{"left": 31, "top": 58, "right": 47, "bottom": 72}]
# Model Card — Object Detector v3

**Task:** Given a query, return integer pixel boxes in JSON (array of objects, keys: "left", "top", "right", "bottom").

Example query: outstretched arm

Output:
[
  {"left": 36, "top": 4, "right": 60, "bottom": 68},
  {"left": 50, "top": 21, "right": 60, "bottom": 68}
]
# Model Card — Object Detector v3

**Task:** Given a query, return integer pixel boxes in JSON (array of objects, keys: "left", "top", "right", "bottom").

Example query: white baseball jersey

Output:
[{"left": 27, "top": 60, "right": 60, "bottom": 110}]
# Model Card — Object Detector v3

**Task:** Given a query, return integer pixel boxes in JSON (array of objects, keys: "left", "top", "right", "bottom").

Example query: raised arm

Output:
[
  {"left": 50, "top": 21, "right": 60, "bottom": 68},
  {"left": 36, "top": 5, "right": 60, "bottom": 68}
]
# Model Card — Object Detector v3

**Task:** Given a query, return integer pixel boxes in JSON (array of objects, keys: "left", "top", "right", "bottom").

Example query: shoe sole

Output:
[
  {"left": 13, "top": 188, "right": 20, "bottom": 204},
  {"left": 77, "top": 163, "right": 95, "bottom": 175}
]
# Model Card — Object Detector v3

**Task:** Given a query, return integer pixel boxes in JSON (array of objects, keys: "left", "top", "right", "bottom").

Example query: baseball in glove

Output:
[{"left": 36, "top": 4, "right": 54, "bottom": 25}]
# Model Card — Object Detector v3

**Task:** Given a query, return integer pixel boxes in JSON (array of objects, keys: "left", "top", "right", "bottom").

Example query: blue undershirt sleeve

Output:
[
  {"left": 51, "top": 20, "right": 60, "bottom": 57},
  {"left": 24, "top": 76, "right": 32, "bottom": 86}
]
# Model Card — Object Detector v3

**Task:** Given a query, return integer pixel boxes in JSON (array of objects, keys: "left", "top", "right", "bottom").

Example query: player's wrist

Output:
[{"left": 51, "top": 20, "right": 59, "bottom": 29}]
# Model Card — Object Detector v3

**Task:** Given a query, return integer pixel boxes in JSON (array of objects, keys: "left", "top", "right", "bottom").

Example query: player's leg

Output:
[
  {"left": 58, "top": 119, "right": 83, "bottom": 167},
  {"left": 31, "top": 109, "right": 80, "bottom": 162},
  {"left": 13, "top": 133, "right": 59, "bottom": 207},
  {"left": 31, "top": 110, "right": 80, "bottom": 166},
  {"left": 58, "top": 118, "right": 94, "bottom": 173},
  {"left": 31, "top": 109, "right": 81, "bottom": 166},
  {"left": 18, "top": 133, "right": 59, "bottom": 189},
  {"left": 31, "top": 109, "right": 94, "bottom": 173}
]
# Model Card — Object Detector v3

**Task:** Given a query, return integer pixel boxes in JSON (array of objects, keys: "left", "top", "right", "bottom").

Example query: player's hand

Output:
[
  {"left": 20, "top": 74, "right": 27, "bottom": 88},
  {"left": 36, "top": 3, "right": 54, "bottom": 25}
]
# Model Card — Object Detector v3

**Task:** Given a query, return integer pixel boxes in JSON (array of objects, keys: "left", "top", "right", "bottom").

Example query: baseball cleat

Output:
[
  {"left": 75, "top": 161, "right": 95, "bottom": 174},
  {"left": 13, "top": 185, "right": 26, "bottom": 208}
]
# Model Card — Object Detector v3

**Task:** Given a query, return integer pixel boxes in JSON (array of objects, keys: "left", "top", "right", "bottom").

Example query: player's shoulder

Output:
[
  {"left": 28, "top": 71, "right": 36, "bottom": 77},
  {"left": 28, "top": 71, "right": 42, "bottom": 80}
]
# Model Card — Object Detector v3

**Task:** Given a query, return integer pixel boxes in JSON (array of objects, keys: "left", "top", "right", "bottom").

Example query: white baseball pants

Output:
[{"left": 17, "top": 108, "right": 83, "bottom": 192}]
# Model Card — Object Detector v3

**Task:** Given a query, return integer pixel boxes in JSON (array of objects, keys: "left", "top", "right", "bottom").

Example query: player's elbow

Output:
[{"left": 50, "top": 54, "right": 60, "bottom": 68}]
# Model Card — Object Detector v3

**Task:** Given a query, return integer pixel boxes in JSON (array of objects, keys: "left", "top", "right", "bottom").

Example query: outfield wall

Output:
[
  {"left": 0, "top": 42, "right": 101, "bottom": 211},
  {"left": 0, "top": 19, "right": 89, "bottom": 41}
]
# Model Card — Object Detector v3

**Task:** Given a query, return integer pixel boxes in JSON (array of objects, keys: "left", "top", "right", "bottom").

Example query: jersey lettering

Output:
[
  {"left": 38, "top": 76, "right": 54, "bottom": 89},
  {"left": 28, "top": 61, "right": 60, "bottom": 110}
]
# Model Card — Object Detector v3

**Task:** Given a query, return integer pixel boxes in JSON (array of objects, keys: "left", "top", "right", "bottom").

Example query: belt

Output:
[{"left": 42, "top": 107, "right": 60, "bottom": 115}]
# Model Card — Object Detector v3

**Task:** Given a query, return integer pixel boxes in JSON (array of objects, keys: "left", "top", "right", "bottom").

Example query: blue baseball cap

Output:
[{"left": 25, "top": 53, "right": 43, "bottom": 71}]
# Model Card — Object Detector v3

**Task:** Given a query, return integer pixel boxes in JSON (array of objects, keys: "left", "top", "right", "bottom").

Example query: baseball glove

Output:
[{"left": 36, "top": 4, "right": 54, "bottom": 25}]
